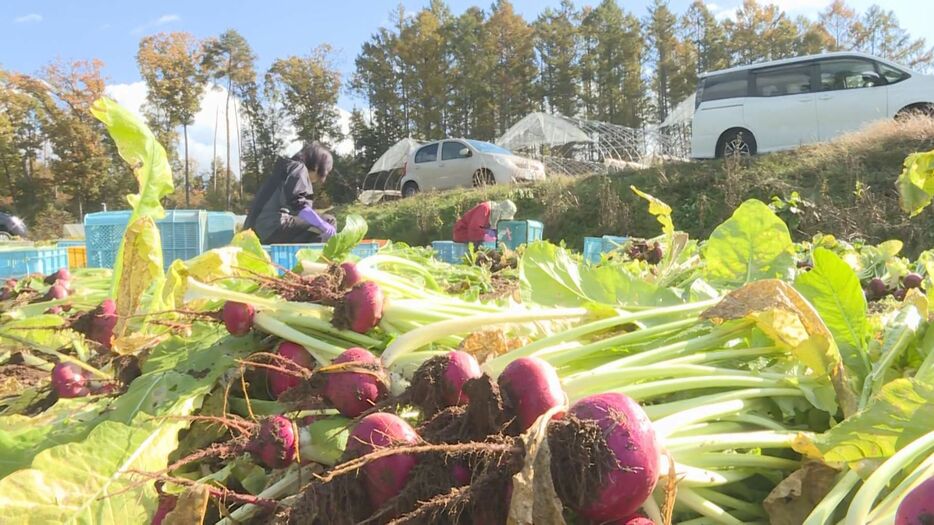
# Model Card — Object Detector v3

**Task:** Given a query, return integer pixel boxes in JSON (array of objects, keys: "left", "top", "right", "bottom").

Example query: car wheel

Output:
[
  {"left": 401, "top": 181, "right": 419, "bottom": 198},
  {"left": 472, "top": 169, "right": 495, "bottom": 187},
  {"left": 717, "top": 129, "right": 757, "bottom": 159},
  {"left": 896, "top": 103, "right": 934, "bottom": 120},
  {"left": 0, "top": 232, "right": 11, "bottom": 242}
]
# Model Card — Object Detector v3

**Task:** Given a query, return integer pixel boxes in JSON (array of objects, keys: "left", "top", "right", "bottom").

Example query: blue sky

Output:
[{"left": 1, "top": 0, "right": 928, "bottom": 171}]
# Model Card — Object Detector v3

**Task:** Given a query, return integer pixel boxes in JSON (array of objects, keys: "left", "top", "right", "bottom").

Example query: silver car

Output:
[{"left": 399, "top": 139, "right": 545, "bottom": 197}]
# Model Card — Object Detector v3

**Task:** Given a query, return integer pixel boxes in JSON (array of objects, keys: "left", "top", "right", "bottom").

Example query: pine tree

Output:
[
  {"left": 534, "top": 0, "right": 579, "bottom": 117},
  {"left": 645, "top": 0, "right": 681, "bottom": 122},
  {"left": 852, "top": 6, "right": 934, "bottom": 69},
  {"left": 396, "top": 0, "right": 451, "bottom": 140},
  {"left": 484, "top": 0, "right": 537, "bottom": 136},
  {"left": 819, "top": 0, "right": 858, "bottom": 51},
  {"left": 682, "top": 1, "right": 730, "bottom": 74},
  {"left": 447, "top": 7, "right": 495, "bottom": 138}
]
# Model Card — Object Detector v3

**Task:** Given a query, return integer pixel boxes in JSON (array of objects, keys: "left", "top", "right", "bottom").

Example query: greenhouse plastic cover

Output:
[
  {"left": 496, "top": 112, "right": 593, "bottom": 150},
  {"left": 661, "top": 94, "right": 695, "bottom": 128},
  {"left": 368, "top": 138, "right": 423, "bottom": 174}
]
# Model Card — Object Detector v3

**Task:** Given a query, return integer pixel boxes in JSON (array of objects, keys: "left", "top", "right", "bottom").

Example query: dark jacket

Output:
[{"left": 244, "top": 157, "right": 314, "bottom": 242}]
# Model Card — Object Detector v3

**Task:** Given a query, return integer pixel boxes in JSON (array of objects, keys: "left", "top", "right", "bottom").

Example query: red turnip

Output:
[
  {"left": 451, "top": 462, "right": 471, "bottom": 486},
  {"left": 904, "top": 272, "right": 924, "bottom": 290},
  {"left": 43, "top": 282, "right": 69, "bottom": 302},
  {"left": 222, "top": 301, "right": 254, "bottom": 337},
  {"left": 335, "top": 281, "right": 384, "bottom": 334},
  {"left": 896, "top": 476, "right": 934, "bottom": 525},
  {"left": 894, "top": 288, "right": 907, "bottom": 301},
  {"left": 340, "top": 261, "right": 362, "bottom": 289},
  {"left": 868, "top": 277, "right": 888, "bottom": 300},
  {"left": 46, "top": 305, "right": 63, "bottom": 315},
  {"left": 246, "top": 415, "right": 298, "bottom": 469},
  {"left": 613, "top": 514, "right": 656, "bottom": 525},
  {"left": 268, "top": 341, "right": 315, "bottom": 398},
  {"left": 71, "top": 299, "right": 118, "bottom": 350},
  {"left": 441, "top": 351, "right": 482, "bottom": 406},
  {"left": 324, "top": 347, "right": 387, "bottom": 417},
  {"left": 498, "top": 357, "right": 565, "bottom": 432},
  {"left": 552, "top": 392, "right": 661, "bottom": 523},
  {"left": 346, "top": 412, "right": 420, "bottom": 509},
  {"left": 51, "top": 362, "right": 91, "bottom": 398},
  {"left": 44, "top": 268, "right": 70, "bottom": 286}
]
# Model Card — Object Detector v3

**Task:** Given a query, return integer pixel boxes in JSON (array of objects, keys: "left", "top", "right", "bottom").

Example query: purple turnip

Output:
[
  {"left": 451, "top": 462, "right": 471, "bottom": 486},
  {"left": 323, "top": 347, "right": 388, "bottom": 417},
  {"left": 868, "top": 277, "right": 888, "bottom": 300},
  {"left": 613, "top": 515, "right": 656, "bottom": 525},
  {"left": 222, "top": 301, "right": 254, "bottom": 337},
  {"left": 441, "top": 351, "right": 482, "bottom": 406},
  {"left": 894, "top": 288, "right": 908, "bottom": 301},
  {"left": 43, "top": 282, "right": 69, "bottom": 302},
  {"left": 73, "top": 299, "right": 118, "bottom": 351},
  {"left": 896, "top": 476, "right": 934, "bottom": 525},
  {"left": 44, "top": 268, "right": 70, "bottom": 286},
  {"left": 336, "top": 281, "right": 384, "bottom": 334},
  {"left": 51, "top": 362, "right": 91, "bottom": 398},
  {"left": 246, "top": 415, "right": 298, "bottom": 469},
  {"left": 268, "top": 341, "right": 315, "bottom": 398},
  {"left": 340, "top": 261, "right": 362, "bottom": 289},
  {"left": 498, "top": 357, "right": 566, "bottom": 432},
  {"left": 904, "top": 272, "right": 924, "bottom": 290},
  {"left": 46, "top": 305, "right": 63, "bottom": 315},
  {"left": 346, "top": 412, "right": 420, "bottom": 509},
  {"left": 0, "top": 286, "right": 15, "bottom": 301},
  {"left": 553, "top": 392, "right": 661, "bottom": 523}
]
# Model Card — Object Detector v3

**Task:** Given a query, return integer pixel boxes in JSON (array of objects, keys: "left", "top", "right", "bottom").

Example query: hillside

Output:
[{"left": 340, "top": 117, "right": 934, "bottom": 256}]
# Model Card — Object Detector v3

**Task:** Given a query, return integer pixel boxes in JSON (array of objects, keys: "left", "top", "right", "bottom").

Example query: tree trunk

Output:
[
  {"left": 225, "top": 72, "right": 232, "bottom": 211},
  {"left": 213, "top": 105, "right": 219, "bottom": 192},
  {"left": 233, "top": 98, "right": 243, "bottom": 202},
  {"left": 184, "top": 123, "right": 190, "bottom": 208},
  {"left": 249, "top": 117, "right": 259, "bottom": 193}
]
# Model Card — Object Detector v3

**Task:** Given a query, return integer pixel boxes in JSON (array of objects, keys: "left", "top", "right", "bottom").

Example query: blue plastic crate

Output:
[
  {"left": 497, "top": 220, "right": 544, "bottom": 250},
  {"left": 56, "top": 239, "right": 86, "bottom": 248},
  {"left": 84, "top": 210, "right": 207, "bottom": 269},
  {"left": 264, "top": 243, "right": 325, "bottom": 273},
  {"left": 431, "top": 241, "right": 497, "bottom": 264},
  {"left": 351, "top": 242, "right": 380, "bottom": 259},
  {"left": 206, "top": 211, "right": 237, "bottom": 250},
  {"left": 0, "top": 247, "right": 69, "bottom": 278},
  {"left": 583, "top": 235, "right": 629, "bottom": 264}
]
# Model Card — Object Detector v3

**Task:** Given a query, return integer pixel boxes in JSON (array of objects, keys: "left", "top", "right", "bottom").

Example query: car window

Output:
[
  {"left": 414, "top": 143, "right": 438, "bottom": 163},
  {"left": 753, "top": 65, "right": 812, "bottom": 97},
  {"left": 466, "top": 140, "right": 512, "bottom": 155},
  {"left": 441, "top": 141, "right": 468, "bottom": 160},
  {"left": 699, "top": 71, "right": 749, "bottom": 103},
  {"left": 878, "top": 62, "right": 911, "bottom": 84},
  {"left": 819, "top": 58, "right": 883, "bottom": 90}
]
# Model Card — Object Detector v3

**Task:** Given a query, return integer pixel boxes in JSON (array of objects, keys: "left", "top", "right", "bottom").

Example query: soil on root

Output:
[
  {"left": 479, "top": 274, "right": 519, "bottom": 303},
  {"left": 260, "top": 265, "right": 346, "bottom": 305},
  {"left": 0, "top": 364, "right": 47, "bottom": 394},
  {"left": 547, "top": 415, "right": 619, "bottom": 513},
  {"left": 417, "top": 375, "right": 510, "bottom": 444}
]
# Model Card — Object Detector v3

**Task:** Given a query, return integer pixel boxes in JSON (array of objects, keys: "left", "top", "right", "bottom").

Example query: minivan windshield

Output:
[{"left": 467, "top": 140, "right": 512, "bottom": 155}]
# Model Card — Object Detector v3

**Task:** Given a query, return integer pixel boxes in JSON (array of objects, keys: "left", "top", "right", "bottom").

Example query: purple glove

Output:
[{"left": 298, "top": 207, "right": 336, "bottom": 240}]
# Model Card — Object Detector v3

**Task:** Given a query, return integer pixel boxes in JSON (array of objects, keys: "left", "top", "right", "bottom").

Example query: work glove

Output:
[
  {"left": 298, "top": 207, "right": 336, "bottom": 240},
  {"left": 483, "top": 228, "right": 497, "bottom": 243}
]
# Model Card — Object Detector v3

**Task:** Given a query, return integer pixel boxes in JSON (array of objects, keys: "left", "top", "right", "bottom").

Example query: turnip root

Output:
[
  {"left": 70, "top": 299, "right": 118, "bottom": 350},
  {"left": 868, "top": 277, "right": 888, "bottom": 299},
  {"left": 51, "top": 362, "right": 91, "bottom": 398},
  {"left": 897, "top": 476, "right": 934, "bottom": 525},
  {"left": 42, "top": 282, "right": 69, "bottom": 302},
  {"left": 498, "top": 357, "right": 565, "bottom": 432},
  {"left": 247, "top": 415, "right": 298, "bottom": 469},
  {"left": 340, "top": 261, "right": 362, "bottom": 289},
  {"left": 904, "top": 272, "right": 924, "bottom": 290},
  {"left": 334, "top": 281, "right": 384, "bottom": 334},
  {"left": 222, "top": 301, "right": 255, "bottom": 337},
  {"left": 44, "top": 268, "right": 70, "bottom": 286},
  {"left": 550, "top": 392, "right": 660, "bottom": 523},
  {"left": 151, "top": 494, "right": 178, "bottom": 525},
  {"left": 346, "top": 412, "right": 420, "bottom": 509},
  {"left": 441, "top": 351, "right": 482, "bottom": 406},
  {"left": 268, "top": 341, "right": 315, "bottom": 398},
  {"left": 323, "top": 347, "right": 388, "bottom": 417}
]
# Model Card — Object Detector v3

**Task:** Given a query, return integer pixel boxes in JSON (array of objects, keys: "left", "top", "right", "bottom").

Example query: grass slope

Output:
[{"left": 341, "top": 117, "right": 934, "bottom": 256}]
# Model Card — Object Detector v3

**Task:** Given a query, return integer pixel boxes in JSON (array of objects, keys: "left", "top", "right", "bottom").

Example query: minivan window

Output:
[
  {"left": 441, "top": 141, "right": 468, "bottom": 160},
  {"left": 819, "top": 58, "right": 883, "bottom": 90},
  {"left": 754, "top": 65, "right": 812, "bottom": 97},
  {"left": 414, "top": 143, "right": 438, "bottom": 163},
  {"left": 878, "top": 62, "right": 911, "bottom": 84},
  {"left": 699, "top": 71, "right": 749, "bottom": 103}
]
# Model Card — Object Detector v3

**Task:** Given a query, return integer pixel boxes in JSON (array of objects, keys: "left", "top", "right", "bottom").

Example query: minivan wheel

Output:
[
  {"left": 472, "top": 169, "right": 495, "bottom": 187},
  {"left": 717, "top": 129, "right": 757, "bottom": 158},
  {"left": 402, "top": 181, "right": 420, "bottom": 198},
  {"left": 896, "top": 103, "right": 934, "bottom": 120}
]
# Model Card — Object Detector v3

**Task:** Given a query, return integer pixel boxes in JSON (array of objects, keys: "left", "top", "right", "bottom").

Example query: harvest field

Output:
[{"left": 1, "top": 99, "right": 934, "bottom": 525}]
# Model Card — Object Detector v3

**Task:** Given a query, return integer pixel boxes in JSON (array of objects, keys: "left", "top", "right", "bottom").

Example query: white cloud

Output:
[
  {"left": 156, "top": 14, "right": 180, "bottom": 25},
  {"left": 104, "top": 81, "right": 355, "bottom": 179},
  {"left": 14, "top": 13, "right": 42, "bottom": 23}
]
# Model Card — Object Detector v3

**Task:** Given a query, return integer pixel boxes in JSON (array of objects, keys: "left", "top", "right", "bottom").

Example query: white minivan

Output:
[{"left": 691, "top": 52, "right": 934, "bottom": 158}]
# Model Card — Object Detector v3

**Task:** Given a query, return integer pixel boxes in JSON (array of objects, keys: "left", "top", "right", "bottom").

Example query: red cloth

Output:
[{"left": 453, "top": 202, "right": 492, "bottom": 243}]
